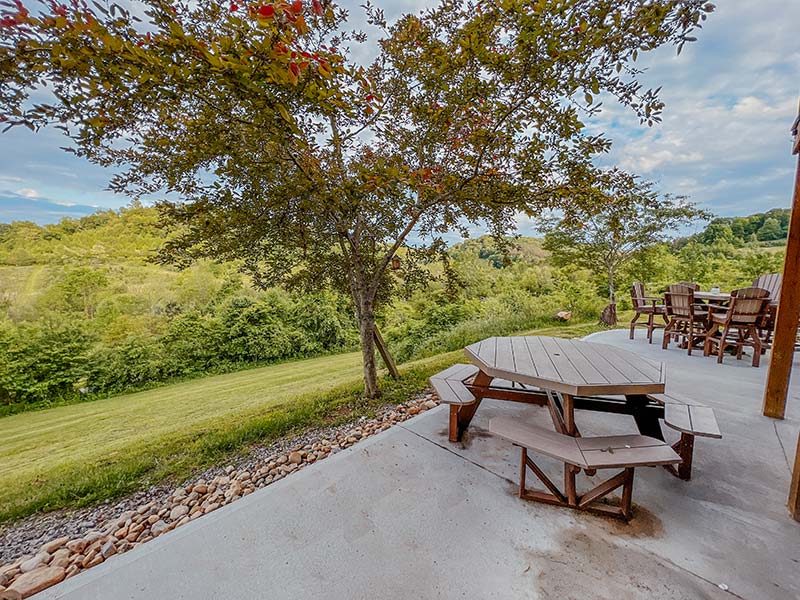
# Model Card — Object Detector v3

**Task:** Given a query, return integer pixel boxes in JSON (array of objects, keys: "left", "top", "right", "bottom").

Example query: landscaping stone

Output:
[
  {"left": 39, "top": 537, "right": 69, "bottom": 555},
  {"left": 18, "top": 553, "right": 48, "bottom": 574},
  {"left": 168, "top": 505, "right": 189, "bottom": 521},
  {"left": 7, "top": 567, "right": 65, "bottom": 598}
]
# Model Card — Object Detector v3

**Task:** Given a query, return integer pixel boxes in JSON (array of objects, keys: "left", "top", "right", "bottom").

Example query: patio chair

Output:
[
  {"left": 662, "top": 284, "right": 709, "bottom": 354},
  {"left": 752, "top": 273, "right": 782, "bottom": 300},
  {"left": 752, "top": 273, "right": 781, "bottom": 345},
  {"left": 629, "top": 282, "right": 667, "bottom": 343},
  {"left": 676, "top": 281, "right": 700, "bottom": 290},
  {"left": 703, "top": 287, "right": 771, "bottom": 367}
]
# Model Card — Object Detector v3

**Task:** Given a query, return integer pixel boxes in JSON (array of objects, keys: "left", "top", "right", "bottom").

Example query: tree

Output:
[
  {"left": 45, "top": 266, "right": 109, "bottom": 318},
  {"left": 540, "top": 168, "right": 710, "bottom": 324},
  {"left": 1, "top": 0, "right": 715, "bottom": 397},
  {"left": 757, "top": 217, "right": 783, "bottom": 242}
]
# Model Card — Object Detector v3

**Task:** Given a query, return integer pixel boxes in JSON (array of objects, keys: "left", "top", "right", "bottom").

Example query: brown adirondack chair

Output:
[
  {"left": 662, "top": 284, "right": 708, "bottom": 354},
  {"left": 703, "top": 287, "right": 771, "bottom": 367},
  {"left": 752, "top": 273, "right": 781, "bottom": 345},
  {"left": 629, "top": 282, "right": 667, "bottom": 343},
  {"left": 752, "top": 273, "right": 782, "bottom": 299},
  {"left": 676, "top": 281, "right": 700, "bottom": 290}
]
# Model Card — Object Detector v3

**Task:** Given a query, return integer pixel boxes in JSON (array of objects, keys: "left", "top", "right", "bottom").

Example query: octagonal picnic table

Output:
[{"left": 457, "top": 335, "right": 667, "bottom": 442}]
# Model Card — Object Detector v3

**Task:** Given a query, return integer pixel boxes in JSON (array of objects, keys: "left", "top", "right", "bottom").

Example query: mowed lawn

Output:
[{"left": 0, "top": 351, "right": 366, "bottom": 520}]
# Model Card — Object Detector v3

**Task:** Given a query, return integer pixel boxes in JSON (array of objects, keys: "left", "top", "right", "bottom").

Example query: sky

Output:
[{"left": 1, "top": 0, "right": 799, "bottom": 229}]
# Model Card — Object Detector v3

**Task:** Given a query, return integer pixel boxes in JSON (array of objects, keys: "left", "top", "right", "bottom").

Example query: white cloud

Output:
[
  {"left": 16, "top": 188, "right": 39, "bottom": 198},
  {"left": 582, "top": 0, "right": 800, "bottom": 217}
]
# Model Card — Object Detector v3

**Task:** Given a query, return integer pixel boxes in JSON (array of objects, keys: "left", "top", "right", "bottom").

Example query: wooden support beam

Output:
[
  {"left": 790, "top": 432, "right": 800, "bottom": 521},
  {"left": 373, "top": 325, "right": 399, "bottom": 380},
  {"left": 763, "top": 106, "right": 800, "bottom": 420}
]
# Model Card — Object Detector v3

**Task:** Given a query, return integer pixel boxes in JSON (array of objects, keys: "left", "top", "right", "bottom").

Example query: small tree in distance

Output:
[
  {"left": 539, "top": 168, "right": 711, "bottom": 325},
  {"left": 1, "top": 0, "right": 715, "bottom": 397}
]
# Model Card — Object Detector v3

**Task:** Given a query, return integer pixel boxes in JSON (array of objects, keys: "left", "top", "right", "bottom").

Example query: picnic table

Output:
[
  {"left": 430, "top": 335, "right": 720, "bottom": 480},
  {"left": 460, "top": 336, "right": 666, "bottom": 439}
]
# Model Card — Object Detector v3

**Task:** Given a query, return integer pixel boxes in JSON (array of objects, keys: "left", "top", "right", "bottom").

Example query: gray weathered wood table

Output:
[{"left": 457, "top": 335, "right": 667, "bottom": 442}]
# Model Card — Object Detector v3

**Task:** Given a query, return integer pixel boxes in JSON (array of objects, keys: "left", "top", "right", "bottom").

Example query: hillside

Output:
[{"left": 0, "top": 204, "right": 788, "bottom": 415}]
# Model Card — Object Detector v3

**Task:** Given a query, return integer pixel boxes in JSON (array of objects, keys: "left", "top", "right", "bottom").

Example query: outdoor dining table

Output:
[
  {"left": 459, "top": 336, "right": 668, "bottom": 442},
  {"left": 694, "top": 290, "right": 732, "bottom": 303}
]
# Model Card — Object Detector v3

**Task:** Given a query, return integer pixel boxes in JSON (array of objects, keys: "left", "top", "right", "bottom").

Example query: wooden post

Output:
[
  {"left": 790, "top": 433, "right": 800, "bottom": 521},
  {"left": 372, "top": 325, "right": 400, "bottom": 380},
  {"left": 763, "top": 104, "right": 800, "bottom": 419}
]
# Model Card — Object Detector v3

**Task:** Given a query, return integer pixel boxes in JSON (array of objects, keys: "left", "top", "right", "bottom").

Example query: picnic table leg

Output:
[
  {"left": 448, "top": 401, "right": 482, "bottom": 442},
  {"left": 447, "top": 370, "right": 490, "bottom": 442},
  {"left": 625, "top": 394, "right": 664, "bottom": 441},
  {"left": 671, "top": 433, "right": 694, "bottom": 480}
]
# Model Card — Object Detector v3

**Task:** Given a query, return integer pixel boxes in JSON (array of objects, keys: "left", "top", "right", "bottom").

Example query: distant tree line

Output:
[{"left": 677, "top": 208, "right": 791, "bottom": 248}]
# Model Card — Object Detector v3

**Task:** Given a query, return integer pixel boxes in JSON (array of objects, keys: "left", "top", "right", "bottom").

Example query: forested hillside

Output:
[
  {"left": 0, "top": 204, "right": 787, "bottom": 413},
  {"left": 679, "top": 208, "right": 791, "bottom": 247}
]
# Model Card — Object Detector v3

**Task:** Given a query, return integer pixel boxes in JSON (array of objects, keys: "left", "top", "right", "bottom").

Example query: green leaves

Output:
[{"left": 0, "top": 0, "right": 714, "bottom": 392}]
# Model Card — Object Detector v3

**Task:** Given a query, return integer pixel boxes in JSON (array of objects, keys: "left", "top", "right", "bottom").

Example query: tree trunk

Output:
[
  {"left": 608, "top": 266, "right": 616, "bottom": 305},
  {"left": 354, "top": 295, "right": 380, "bottom": 399},
  {"left": 600, "top": 265, "right": 618, "bottom": 326}
]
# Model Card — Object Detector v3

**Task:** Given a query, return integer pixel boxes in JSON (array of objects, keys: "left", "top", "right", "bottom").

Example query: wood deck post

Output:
[
  {"left": 764, "top": 102, "right": 800, "bottom": 521},
  {"left": 790, "top": 433, "right": 800, "bottom": 521},
  {"left": 763, "top": 104, "right": 800, "bottom": 420}
]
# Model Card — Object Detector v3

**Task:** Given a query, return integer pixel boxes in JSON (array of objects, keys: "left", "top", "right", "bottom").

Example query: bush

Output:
[{"left": 0, "top": 321, "right": 90, "bottom": 405}]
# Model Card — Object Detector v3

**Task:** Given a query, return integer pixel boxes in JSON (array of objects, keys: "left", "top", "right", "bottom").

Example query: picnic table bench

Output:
[{"left": 489, "top": 417, "right": 680, "bottom": 520}]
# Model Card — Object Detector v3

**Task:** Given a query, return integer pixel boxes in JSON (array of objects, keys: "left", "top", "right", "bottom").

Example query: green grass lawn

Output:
[{"left": 0, "top": 320, "right": 612, "bottom": 523}]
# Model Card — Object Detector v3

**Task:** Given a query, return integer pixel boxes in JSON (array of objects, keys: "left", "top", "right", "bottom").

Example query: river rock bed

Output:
[{"left": 0, "top": 391, "right": 440, "bottom": 598}]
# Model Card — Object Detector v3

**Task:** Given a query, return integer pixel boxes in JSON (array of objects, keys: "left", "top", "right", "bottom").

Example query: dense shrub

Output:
[{"left": 0, "top": 321, "right": 90, "bottom": 404}]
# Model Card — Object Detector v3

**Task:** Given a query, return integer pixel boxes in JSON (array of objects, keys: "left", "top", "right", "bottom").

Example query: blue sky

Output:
[{"left": 1, "top": 0, "right": 799, "bottom": 229}]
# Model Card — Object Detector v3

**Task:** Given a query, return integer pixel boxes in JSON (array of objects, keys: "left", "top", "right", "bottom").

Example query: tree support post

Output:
[{"left": 373, "top": 325, "right": 400, "bottom": 380}]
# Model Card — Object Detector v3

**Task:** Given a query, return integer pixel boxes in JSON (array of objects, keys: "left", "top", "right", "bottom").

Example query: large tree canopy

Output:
[{"left": 1, "top": 0, "right": 715, "bottom": 396}]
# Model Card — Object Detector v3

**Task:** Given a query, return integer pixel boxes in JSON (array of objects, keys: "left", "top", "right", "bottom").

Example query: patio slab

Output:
[{"left": 34, "top": 330, "right": 799, "bottom": 600}]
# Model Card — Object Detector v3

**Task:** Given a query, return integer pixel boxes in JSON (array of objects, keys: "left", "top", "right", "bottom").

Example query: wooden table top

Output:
[
  {"left": 694, "top": 291, "right": 731, "bottom": 301},
  {"left": 464, "top": 336, "right": 666, "bottom": 396}
]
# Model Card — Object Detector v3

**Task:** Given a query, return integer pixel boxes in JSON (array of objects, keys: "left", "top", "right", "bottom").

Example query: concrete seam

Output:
[
  {"left": 618, "top": 537, "right": 747, "bottom": 599},
  {"left": 773, "top": 421, "right": 792, "bottom": 471},
  {"left": 396, "top": 424, "right": 516, "bottom": 486}
]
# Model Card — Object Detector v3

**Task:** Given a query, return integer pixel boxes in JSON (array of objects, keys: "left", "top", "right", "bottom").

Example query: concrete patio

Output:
[{"left": 35, "top": 329, "right": 800, "bottom": 600}]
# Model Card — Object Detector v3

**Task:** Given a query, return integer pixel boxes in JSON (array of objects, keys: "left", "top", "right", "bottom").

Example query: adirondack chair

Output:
[
  {"left": 752, "top": 273, "right": 782, "bottom": 300},
  {"left": 629, "top": 282, "right": 667, "bottom": 343},
  {"left": 752, "top": 273, "right": 781, "bottom": 345},
  {"left": 675, "top": 281, "right": 700, "bottom": 290},
  {"left": 703, "top": 287, "right": 771, "bottom": 367},
  {"left": 662, "top": 284, "right": 708, "bottom": 354}
]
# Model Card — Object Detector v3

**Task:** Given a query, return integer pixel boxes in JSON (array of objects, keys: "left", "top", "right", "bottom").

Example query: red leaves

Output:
[
  {"left": 230, "top": 3, "right": 239, "bottom": 10},
  {"left": 290, "top": 0, "right": 303, "bottom": 15},
  {"left": 258, "top": 4, "right": 274, "bottom": 18},
  {"left": 0, "top": 16, "right": 16, "bottom": 27},
  {"left": 365, "top": 94, "right": 375, "bottom": 102},
  {"left": 287, "top": 61, "right": 300, "bottom": 84},
  {"left": 311, "top": 0, "right": 323, "bottom": 16}
]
